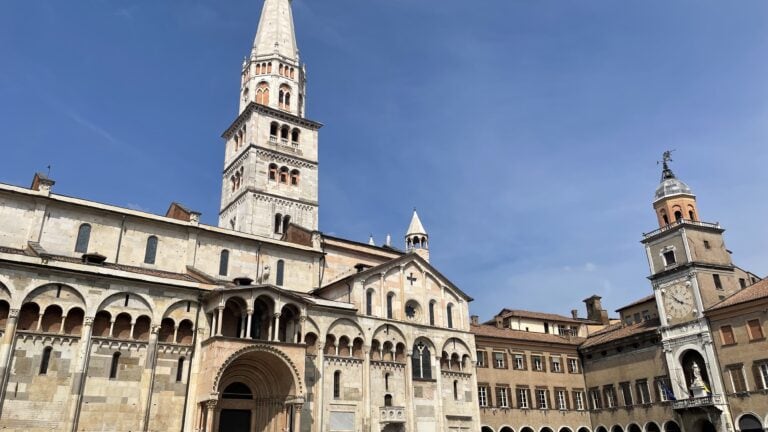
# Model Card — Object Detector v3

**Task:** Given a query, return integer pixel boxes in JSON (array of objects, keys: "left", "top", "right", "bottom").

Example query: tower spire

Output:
[
  {"left": 251, "top": 0, "right": 299, "bottom": 62},
  {"left": 405, "top": 209, "right": 429, "bottom": 261}
]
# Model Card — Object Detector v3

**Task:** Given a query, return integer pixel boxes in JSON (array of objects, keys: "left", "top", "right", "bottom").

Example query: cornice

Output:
[
  {"left": 219, "top": 188, "right": 318, "bottom": 216},
  {"left": 222, "top": 102, "right": 322, "bottom": 139}
]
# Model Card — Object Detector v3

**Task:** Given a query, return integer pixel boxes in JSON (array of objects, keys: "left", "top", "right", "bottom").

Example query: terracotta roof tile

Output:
[
  {"left": 494, "top": 309, "right": 590, "bottom": 324},
  {"left": 471, "top": 324, "right": 584, "bottom": 346},
  {"left": 580, "top": 318, "right": 660, "bottom": 349},
  {"left": 615, "top": 294, "right": 655, "bottom": 312},
  {"left": 707, "top": 278, "right": 768, "bottom": 312}
]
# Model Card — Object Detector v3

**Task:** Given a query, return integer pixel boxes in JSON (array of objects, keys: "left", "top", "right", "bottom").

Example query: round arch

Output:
[
  {"left": 481, "top": 427, "right": 495, "bottom": 432},
  {"left": 577, "top": 427, "right": 591, "bottom": 432},
  {"left": 327, "top": 317, "right": 365, "bottom": 342},
  {"left": 520, "top": 427, "right": 535, "bottom": 432},
  {"left": 596, "top": 426, "right": 608, "bottom": 432},
  {"left": 22, "top": 283, "right": 86, "bottom": 312},
  {"left": 96, "top": 291, "right": 154, "bottom": 318},
  {"left": 559, "top": 427, "right": 573, "bottom": 432},
  {"left": 499, "top": 426, "right": 514, "bottom": 432},
  {"left": 644, "top": 422, "right": 660, "bottom": 432},
  {"left": 372, "top": 323, "right": 406, "bottom": 344},
  {"left": 612, "top": 425, "right": 624, "bottom": 432},
  {"left": 627, "top": 424, "right": 642, "bottom": 432},
  {"left": 214, "top": 344, "right": 303, "bottom": 396},
  {"left": 663, "top": 421, "right": 681, "bottom": 432},
  {"left": 736, "top": 413, "right": 763, "bottom": 432}
]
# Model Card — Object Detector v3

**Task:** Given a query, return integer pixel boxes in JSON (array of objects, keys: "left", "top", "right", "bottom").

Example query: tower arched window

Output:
[
  {"left": 270, "top": 122, "right": 279, "bottom": 139},
  {"left": 291, "top": 128, "right": 300, "bottom": 144},
  {"left": 384, "top": 394, "right": 393, "bottom": 406},
  {"left": 290, "top": 169, "right": 300, "bottom": 186},
  {"left": 279, "top": 85, "right": 292, "bottom": 110},
  {"left": 446, "top": 304, "right": 454, "bottom": 329},
  {"left": 333, "top": 370, "right": 341, "bottom": 399},
  {"left": 674, "top": 211, "right": 683, "bottom": 221},
  {"left": 144, "top": 236, "right": 158, "bottom": 264},
  {"left": 274, "top": 213, "right": 282, "bottom": 234},
  {"left": 276, "top": 260, "right": 285, "bottom": 286},
  {"left": 256, "top": 82, "right": 269, "bottom": 105},
  {"left": 269, "top": 163, "right": 278, "bottom": 181},
  {"left": 284, "top": 92, "right": 291, "bottom": 108},
  {"left": 280, "top": 126, "right": 290, "bottom": 140},
  {"left": 39, "top": 346, "right": 53, "bottom": 375},
  {"left": 279, "top": 166, "right": 289, "bottom": 183},
  {"left": 412, "top": 341, "right": 432, "bottom": 379},
  {"left": 689, "top": 210, "right": 695, "bottom": 221},
  {"left": 290, "top": 67, "right": 295, "bottom": 79},
  {"left": 219, "top": 250, "right": 229, "bottom": 276},
  {"left": 109, "top": 352, "right": 120, "bottom": 379},
  {"left": 386, "top": 293, "right": 394, "bottom": 319},
  {"left": 384, "top": 372, "right": 390, "bottom": 390},
  {"left": 429, "top": 301, "right": 435, "bottom": 326},
  {"left": 366, "top": 289, "right": 374, "bottom": 316},
  {"left": 75, "top": 223, "right": 91, "bottom": 253}
]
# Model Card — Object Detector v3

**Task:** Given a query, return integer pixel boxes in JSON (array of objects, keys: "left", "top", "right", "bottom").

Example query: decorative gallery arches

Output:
[{"left": 214, "top": 346, "right": 303, "bottom": 432}]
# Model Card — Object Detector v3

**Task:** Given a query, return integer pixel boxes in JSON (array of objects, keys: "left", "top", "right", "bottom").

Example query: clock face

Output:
[{"left": 664, "top": 283, "right": 694, "bottom": 319}]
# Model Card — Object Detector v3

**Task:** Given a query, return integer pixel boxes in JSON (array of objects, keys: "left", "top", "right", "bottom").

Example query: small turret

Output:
[
  {"left": 653, "top": 151, "right": 699, "bottom": 228},
  {"left": 405, "top": 209, "right": 429, "bottom": 262}
]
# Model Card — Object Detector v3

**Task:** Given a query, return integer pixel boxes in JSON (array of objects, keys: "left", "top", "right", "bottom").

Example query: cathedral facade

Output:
[{"left": 0, "top": 1, "right": 481, "bottom": 431}]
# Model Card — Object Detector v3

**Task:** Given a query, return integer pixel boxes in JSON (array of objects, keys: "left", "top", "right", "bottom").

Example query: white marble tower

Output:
[{"left": 219, "top": 0, "right": 320, "bottom": 238}]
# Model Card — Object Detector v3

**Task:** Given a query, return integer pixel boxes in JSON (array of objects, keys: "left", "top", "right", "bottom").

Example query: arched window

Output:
[
  {"left": 285, "top": 92, "right": 291, "bottom": 108},
  {"left": 429, "top": 301, "right": 435, "bottom": 326},
  {"left": 279, "top": 85, "right": 292, "bottom": 110},
  {"left": 291, "top": 128, "right": 300, "bottom": 144},
  {"left": 109, "top": 352, "right": 120, "bottom": 379},
  {"left": 75, "top": 224, "right": 91, "bottom": 253},
  {"left": 269, "top": 163, "right": 278, "bottom": 181},
  {"left": 412, "top": 341, "right": 432, "bottom": 379},
  {"left": 384, "top": 373, "right": 390, "bottom": 390},
  {"left": 219, "top": 250, "right": 229, "bottom": 276},
  {"left": 279, "top": 166, "right": 289, "bottom": 183},
  {"left": 689, "top": 210, "right": 695, "bottom": 221},
  {"left": 366, "top": 290, "right": 373, "bottom": 316},
  {"left": 290, "top": 67, "right": 295, "bottom": 79},
  {"left": 290, "top": 169, "right": 300, "bottom": 186},
  {"left": 39, "top": 346, "right": 52, "bottom": 375},
  {"left": 255, "top": 63, "right": 261, "bottom": 74},
  {"left": 281, "top": 126, "right": 290, "bottom": 140},
  {"left": 386, "top": 293, "right": 394, "bottom": 319},
  {"left": 282, "top": 215, "right": 291, "bottom": 233},
  {"left": 333, "top": 370, "right": 341, "bottom": 399},
  {"left": 276, "top": 260, "right": 285, "bottom": 286},
  {"left": 384, "top": 394, "right": 393, "bottom": 406},
  {"left": 453, "top": 380, "right": 459, "bottom": 400},
  {"left": 256, "top": 82, "right": 269, "bottom": 105},
  {"left": 267, "top": 62, "right": 272, "bottom": 73},
  {"left": 662, "top": 213, "right": 669, "bottom": 225},
  {"left": 270, "top": 122, "right": 279, "bottom": 138},
  {"left": 274, "top": 213, "right": 283, "bottom": 234},
  {"left": 674, "top": 211, "right": 683, "bottom": 221},
  {"left": 279, "top": 64, "right": 284, "bottom": 75},
  {"left": 176, "top": 357, "right": 185, "bottom": 382},
  {"left": 144, "top": 236, "right": 158, "bottom": 264},
  {"left": 446, "top": 304, "right": 454, "bottom": 328}
]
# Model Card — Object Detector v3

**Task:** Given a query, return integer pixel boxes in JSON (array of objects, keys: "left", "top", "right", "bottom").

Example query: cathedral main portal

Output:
[{"left": 197, "top": 345, "right": 305, "bottom": 432}]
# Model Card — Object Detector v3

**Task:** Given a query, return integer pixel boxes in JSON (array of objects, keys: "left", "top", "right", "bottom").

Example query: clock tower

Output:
[{"left": 642, "top": 152, "right": 736, "bottom": 431}]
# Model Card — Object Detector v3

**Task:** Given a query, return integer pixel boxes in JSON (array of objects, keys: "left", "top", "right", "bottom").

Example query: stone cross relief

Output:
[{"left": 406, "top": 273, "right": 417, "bottom": 286}]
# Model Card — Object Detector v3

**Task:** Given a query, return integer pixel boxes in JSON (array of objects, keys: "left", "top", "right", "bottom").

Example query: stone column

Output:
[
  {"left": 109, "top": 320, "right": 116, "bottom": 338},
  {"left": 216, "top": 307, "right": 224, "bottom": 336},
  {"left": 272, "top": 313, "right": 281, "bottom": 342},
  {"left": 0, "top": 309, "right": 19, "bottom": 417},
  {"left": 130, "top": 321, "right": 136, "bottom": 339},
  {"left": 246, "top": 309, "right": 254, "bottom": 339},
  {"left": 363, "top": 345, "right": 371, "bottom": 432},
  {"left": 67, "top": 316, "right": 94, "bottom": 432},
  {"left": 173, "top": 325, "right": 179, "bottom": 344},
  {"left": 405, "top": 351, "right": 415, "bottom": 432},
  {"left": 434, "top": 355, "right": 446, "bottom": 432},
  {"left": 59, "top": 315, "right": 67, "bottom": 334},
  {"left": 36, "top": 313, "right": 44, "bottom": 331},
  {"left": 204, "top": 400, "right": 217, "bottom": 432},
  {"left": 315, "top": 339, "right": 326, "bottom": 432}
]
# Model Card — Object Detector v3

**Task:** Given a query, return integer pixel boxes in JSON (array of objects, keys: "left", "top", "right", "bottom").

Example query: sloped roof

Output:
[
  {"left": 494, "top": 308, "right": 591, "bottom": 324},
  {"left": 707, "top": 278, "right": 768, "bottom": 312},
  {"left": 471, "top": 323, "right": 584, "bottom": 346},
  {"left": 251, "top": 0, "right": 298, "bottom": 61},
  {"left": 406, "top": 210, "right": 427, "bottom": 236},
  {"left": 580, "top": 318, "right": 660, "bottom": 349},
  {"left": 615, "top": 294, "right": 655, "bottom": 312}
]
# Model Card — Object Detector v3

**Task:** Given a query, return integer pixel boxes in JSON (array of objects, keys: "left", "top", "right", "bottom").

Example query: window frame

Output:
[
  {"left": 478, "top": 385, "right": 489, "bottom": 407},
  {"left": 493, "top": 352, "right": 506, "bottom": 369},
  {"left": 720, "top": 325, "right": 737, "bottom": 346},
  {"left": 747, "top": 319, "right": 764, "bottom": 341},
  {"left": 144, "top": 235, "right": 158, "bottom": 265},
  {"left": 75, "top": 223, "right": 91, "bottom": 253}
]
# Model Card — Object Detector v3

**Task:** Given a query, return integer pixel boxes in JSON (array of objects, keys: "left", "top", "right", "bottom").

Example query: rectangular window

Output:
[
  {"left": 713, "top": 274, "right": 723, "bottom": 290},
  {"left": 514, "top": 354, "right": 525, "bottom": 370},
  {"left": 478, "top": 386, "right": 489, "bottom": 407},
  {"left": 636, "top": 380, "right": 651, "bottom": 404},
  {"left": 721, "top": 325, "right": 736, "bottom": 345},
  {"left": 517, "top": 388, "right": 530, "bottom": 409},
  {"left": 642, "top": 310, "right": 651, "bottom": 321},
  {"left": 663, "top": 250, "right": 676, "bottom": 266},
  {"left": 739, "top": 278, "right": 747, "bottom": 288},
  {"left": 477, "top": 351, "right": 488, "bottom": 368},
  {"left": 604, "top": 385, "right": 617, "bottom": 408},
  {"left": 589, "top": 388, "right": 602, "bottom": 410},
  {"left": 656, "top": 376, "right": 673, "bottom": 402},
  {"left": 556, "top": 390, "right": 567, "bottom": 410},
  {"left": 573, "top": 391, "right": 585, "bottom": 411},
  {"left": 757, "top": 363, "right": 768, "bottom": 390},
  {"left": 703, "top": 240, "right": 711, "bottom": 249},
  {"left": 568, "top": 358, "right": 579, "bottom": 373},
  {"left": 551, "top": 356, "right": 562, "bottom": 373},
  {"left": 729, "top": 366, "right": 748, "bottom": 393},
  {"left": 536, "top": 389, "right": 548, "bottom": 409},
  {"left": 532, "top": 355, "right": 543, "bottom": 371},
  {"left": 747, "top": 319, "right": 764, "bottom": 341},
  {"left": 493, "top": 352, "right": 506, "bottom": 369},
  {"left": 496, "top": 387, "right": 509, "bottom": 408},
  {"left": 620, "top": 382, "right": 633, "bottom": 406}
]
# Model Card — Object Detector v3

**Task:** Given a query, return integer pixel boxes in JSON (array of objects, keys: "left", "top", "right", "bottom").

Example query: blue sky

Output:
[{"left": 1, "top": 1, "right": 767, "bottom": 320}]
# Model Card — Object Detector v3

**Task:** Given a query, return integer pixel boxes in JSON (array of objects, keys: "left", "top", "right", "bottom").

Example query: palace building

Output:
[{"left": 0, "top": 1, "right": 481, "bottom": 431}]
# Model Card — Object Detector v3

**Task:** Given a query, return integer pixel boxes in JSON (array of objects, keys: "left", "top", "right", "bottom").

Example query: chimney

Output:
[
  {"left": 583, "top": 295, "right": 610, "bottom": 325},
  {"left": 31, "top": 173, "right": 55, "bottom": 196},
  {"left": 571, "top": 309, "right": 579, "bottom": 319},
  {"left": 470, "top": 315, "right": 479, "bottom": 325}
]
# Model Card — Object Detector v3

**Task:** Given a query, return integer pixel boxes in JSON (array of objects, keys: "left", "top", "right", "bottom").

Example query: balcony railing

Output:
[
  {"left": 643, "top": 219, "right": 721, "bottom": 239},
  {"left": 379, "top": 406, "right": 405, "bottom": 423},
  {"left": 672, "top": 394, "right": 723, "bottom": 410}
]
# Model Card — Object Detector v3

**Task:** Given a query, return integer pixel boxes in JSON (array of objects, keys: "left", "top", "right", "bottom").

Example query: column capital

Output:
[
  {"left": 84, "top": 317, "right": 94, "bottom": 326},
  {"left": 273, "top": 312, "right": 281, "bottom": 319},
  {"left": 8, "top": 309, "right": 19, "bottom": 319},
  {"left": 206, "top": 399, "right": 218, "bottom": 410}
]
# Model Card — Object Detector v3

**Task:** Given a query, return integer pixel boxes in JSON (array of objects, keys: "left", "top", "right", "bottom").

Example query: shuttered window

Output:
[
  {"left": 747, "top": 319, "right": 764, "bottom": 341},
  {"left": 721, "top": 325, "right": 736, "bottom": 345}
]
